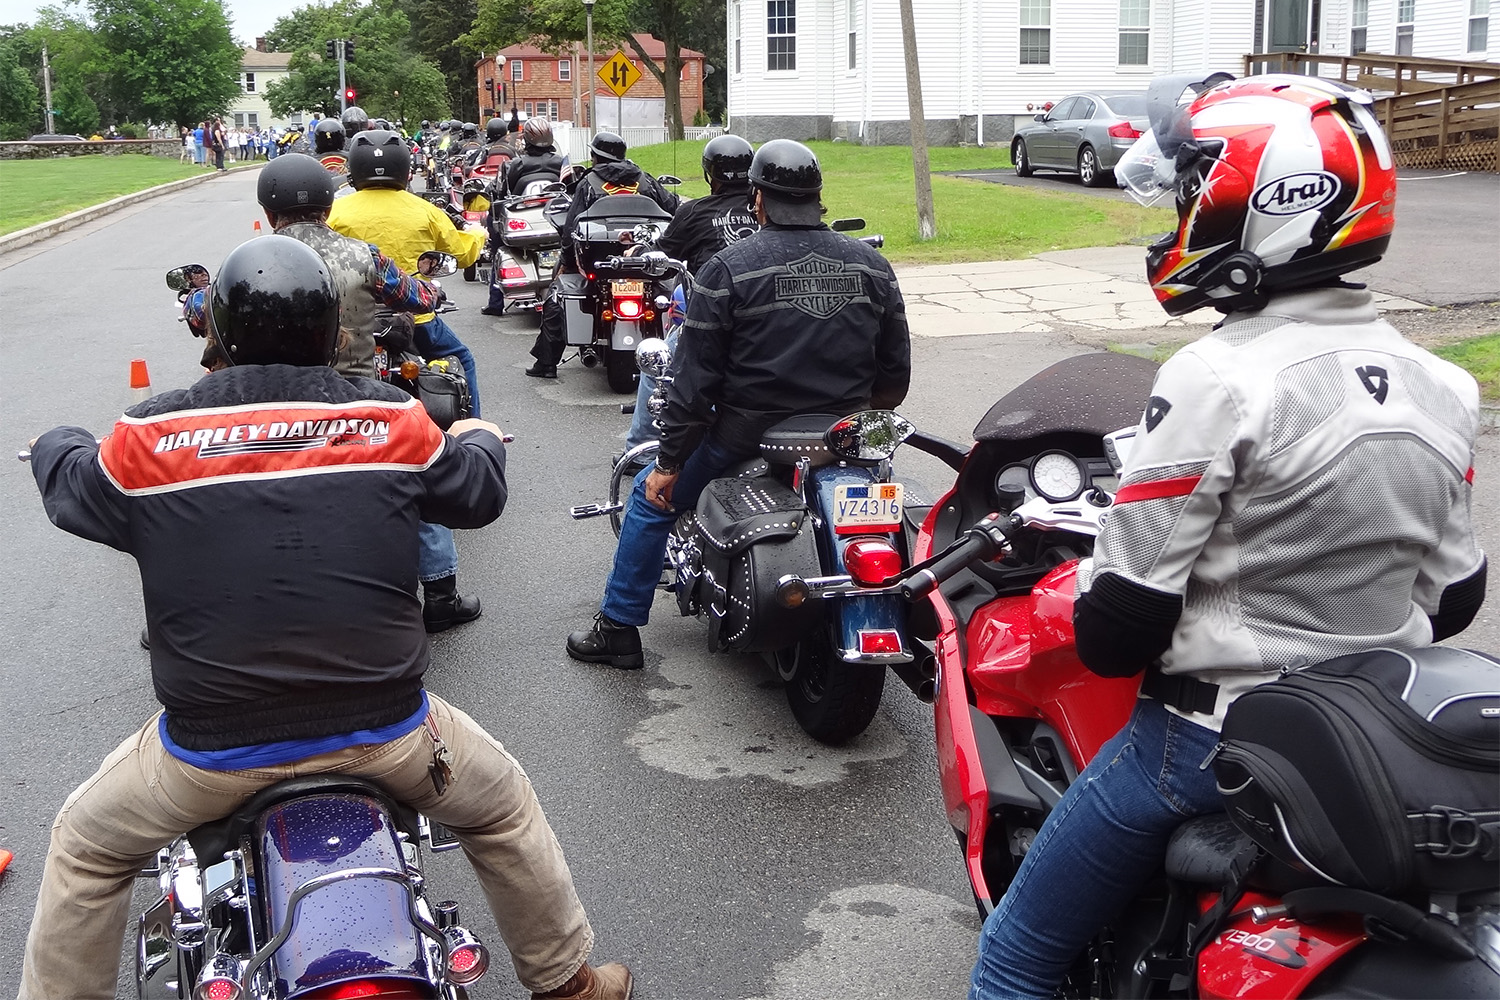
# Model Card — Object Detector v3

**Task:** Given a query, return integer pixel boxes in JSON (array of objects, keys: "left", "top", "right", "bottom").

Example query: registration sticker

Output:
[{"left": 833, "top": 482, "right": 904, "bottom": 534}]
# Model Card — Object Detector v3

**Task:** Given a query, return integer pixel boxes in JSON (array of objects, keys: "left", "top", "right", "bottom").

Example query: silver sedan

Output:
[{"left": 1010, "top": 92, "right": 1150, "bottom": 187}]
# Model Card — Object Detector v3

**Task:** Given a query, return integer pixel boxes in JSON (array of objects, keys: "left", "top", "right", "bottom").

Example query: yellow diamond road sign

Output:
[{"left": 598, "top": 50, "right": 641, "bottom": 98}]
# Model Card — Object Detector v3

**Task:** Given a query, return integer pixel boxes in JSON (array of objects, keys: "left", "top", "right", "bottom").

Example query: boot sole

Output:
[
  {"left": 424, "top": 610, "right": 482, "bottom": 634},
  {"left": 566, "top": 644, "right": 645, "bottom": 670}
]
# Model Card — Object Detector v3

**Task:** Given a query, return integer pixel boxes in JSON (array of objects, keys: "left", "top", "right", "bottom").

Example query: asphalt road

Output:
[{"left": 0, "top": 171, "right": 1495, "bottom": 999}]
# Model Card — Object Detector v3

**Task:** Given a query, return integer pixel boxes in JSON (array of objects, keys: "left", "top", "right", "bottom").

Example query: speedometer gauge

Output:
[{"left": 1030, "top": 451, "right": 1087, "bottom": 502}]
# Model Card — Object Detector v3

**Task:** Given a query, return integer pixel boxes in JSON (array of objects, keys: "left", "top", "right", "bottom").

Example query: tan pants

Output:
[{"left": 17, "top": 694, "right": 593, "bottom": 999}]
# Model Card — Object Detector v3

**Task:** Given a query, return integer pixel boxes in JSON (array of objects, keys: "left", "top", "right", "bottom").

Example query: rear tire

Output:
[
  {"left": 780, "top": 629, "right": 885, "bottom": 744},
  {"left": 1078, "top": 145, "right": 1107, "bottom": 187},
  {"left": 463, "top": 263, "right": 478, "bottom": 282},
  {"left": 1012, "top": 138, "right": 1033, "bottom": 177},
  {"left": 605, "top": 346, "right": 638, "bottom": 393}
]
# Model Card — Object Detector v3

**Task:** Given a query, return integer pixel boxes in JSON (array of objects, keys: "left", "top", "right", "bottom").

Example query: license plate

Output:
[
  {"left": 538, "top": 249, "right": 560, "bottom": 271},
  {"left": 612, "top": 279, "right": 644, "bottom": 297},
  {"left": 833, "top": 482, "right": 904, "bottom": 532}
]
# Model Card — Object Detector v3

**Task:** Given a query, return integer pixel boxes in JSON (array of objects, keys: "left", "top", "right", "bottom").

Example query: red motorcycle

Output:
[{"left": 884, "top": 353, "right": 1500, "bottom": 998}]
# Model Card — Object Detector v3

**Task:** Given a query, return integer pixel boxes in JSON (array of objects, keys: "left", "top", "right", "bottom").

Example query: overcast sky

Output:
[{"left": 0, "top": 0, "right": 311, "bottom": 42}]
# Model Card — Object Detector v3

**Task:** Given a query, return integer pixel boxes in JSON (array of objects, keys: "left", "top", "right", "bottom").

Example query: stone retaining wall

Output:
[{"left": 0, "top": 139, "right": 181, "bottom": 160}]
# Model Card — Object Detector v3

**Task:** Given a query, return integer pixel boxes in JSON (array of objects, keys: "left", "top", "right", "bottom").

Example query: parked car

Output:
[
  {"left": 1011, "top": 93, "right": 1149, "bottom": 187},
  {"left": 27, "top": 133, "right": 87, "bottom": 142}
]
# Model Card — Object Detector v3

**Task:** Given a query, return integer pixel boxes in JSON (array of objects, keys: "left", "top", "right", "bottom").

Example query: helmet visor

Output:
[
  {"left": 1116, "top": 71, "right": 1237, "bottom": 207},
  {"left": 1115, "top": 129, "right": 1177, "bottom": 207}
]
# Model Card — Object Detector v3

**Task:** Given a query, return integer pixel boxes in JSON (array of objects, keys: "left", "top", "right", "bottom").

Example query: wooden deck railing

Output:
[{"left": 1242, "top": 51, "right": 1500, "bottom": 171}]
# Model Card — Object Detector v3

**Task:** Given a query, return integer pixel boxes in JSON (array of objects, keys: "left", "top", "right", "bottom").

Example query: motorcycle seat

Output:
[
  {"left": 759, "top": 413, "right": 854, "bottom": 468},
  {"left": 1164, "top": 814, "right": 1259, "bottom": 886},
  {"left": 185, "top": 775, "right": 420, "bottom": 865}
]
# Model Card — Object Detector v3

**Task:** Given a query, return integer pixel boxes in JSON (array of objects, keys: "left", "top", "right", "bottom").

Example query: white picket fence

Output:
[{"left": 553, "top": 123, "right": 725, "bottom": 164}]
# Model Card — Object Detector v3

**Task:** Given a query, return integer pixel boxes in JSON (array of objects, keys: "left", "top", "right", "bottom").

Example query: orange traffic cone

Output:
[
  {"left": 0, "top": 848, "right": 12, "bottom": 877},
  {"left": 130, "top": 359, "right": 152, "bottom": 404},
  {"left": 253, "top": 219, "right": 262, "bottom": 233}
]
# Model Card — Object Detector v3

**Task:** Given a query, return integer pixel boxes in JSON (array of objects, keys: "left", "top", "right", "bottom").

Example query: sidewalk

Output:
[{"left": 894, "top": 246, "right": 1426, "bottom": 341}]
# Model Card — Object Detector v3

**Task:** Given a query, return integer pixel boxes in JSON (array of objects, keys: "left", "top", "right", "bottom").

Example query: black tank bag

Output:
[
  {"left": 1212, "top": 647, "right": 1500, "bottom": 896},
  {"left": 692, "top": 473, "right": 819, "bottom": 653}
]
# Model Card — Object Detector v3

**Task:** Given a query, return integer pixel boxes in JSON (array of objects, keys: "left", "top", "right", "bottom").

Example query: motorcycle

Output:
[
  {"left": 136, "top": 776, "right": 492, "bottom": 998},
  {"left": 829, "top": 352, "right": 1500, "bottom": 997},
  {"left": 571, "top": 327, "right": 947, "bottom": 744},
  {"left": 488, "top": 180, "right": 566, "bottom": 313},
  {"left": 544, "top": 184, "right": 683, "bottom": 394}
]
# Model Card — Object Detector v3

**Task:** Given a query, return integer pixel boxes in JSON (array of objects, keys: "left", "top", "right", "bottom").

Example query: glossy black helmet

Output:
[
  {"left": 420, "top": 118, "right": 431, "bottom": 129},
  {"left": 208, "top": 236, "right": 340, "bottom": 368},
  {"left": 485, "top": 118, "right": 507, "bottom": 142},
  {"left": 461, "top": 121, "right": 479, "bottom": 140},
  {"left": 256, "top": 153, "right": 336, "bottom": 212},
  {"left": 341, "top": 104, "right": 370, "bottom": 133},
  {"left": 590, "top": 131, "right": 627, "bottom": 164},
  {"left": 347, "top": 129, "right": 410, "bottom": 189},
  {"left": 748, "top": 139, "right": 823, "bottom": 225},
  {"left": 702, "top": 134, "right": 753, "bottom": 188},
  {"left": 312, "top": 118, "right": 346, "bottom": 154}
]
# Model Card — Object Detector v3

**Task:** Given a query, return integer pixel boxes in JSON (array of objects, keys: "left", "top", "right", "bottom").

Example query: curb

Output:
[
  {"left": 1483, "top": 406, "right": 1500, "bottom": 429},
  {"left": 0, "top": 162, "right": 264, "bottom": 255}
]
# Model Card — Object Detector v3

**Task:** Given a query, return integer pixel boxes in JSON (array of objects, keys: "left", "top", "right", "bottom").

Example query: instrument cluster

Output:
[{"left": 993, "top": 450, "right": 1118, "bottom": 506}]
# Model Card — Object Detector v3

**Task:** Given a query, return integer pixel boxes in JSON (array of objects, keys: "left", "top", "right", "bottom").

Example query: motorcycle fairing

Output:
[
  {"left": 971, "top": 353, "right": 1158, "bottom": 443},
  {"left": 1198, "top": 891, "right": 1365, "bottom": 999},
  {"left": 257, "top": 793, "right": 428, "bottom": 995}
]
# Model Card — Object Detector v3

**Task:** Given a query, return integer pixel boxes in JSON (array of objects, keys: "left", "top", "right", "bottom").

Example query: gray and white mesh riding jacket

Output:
[{"left": 1076, "top": 285, "right": 1486, "bottom": 729}]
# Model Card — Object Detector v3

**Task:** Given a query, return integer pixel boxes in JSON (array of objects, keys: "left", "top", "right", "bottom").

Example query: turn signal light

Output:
[
  {"left": 775, "top": 575, "right": 811, "bottom": 608},
  {"left": 1107, "top": 121, "right": 1142, "bottom": 139},
  {"left": 444, "top": 926, "right": 490, "bottom": 985},
  {"left": 194, "top": 954, "right": 244, "bottom": 1000},
  {"left": 507, "top": 218, "right": 530, "bottom": 230},
  {"left": 844, "top": 538, "right": 902, "bottom": 587},
  {"left": 196, "top": 981, "right": 240, "bottom": 1000},
  {"left": 500, "top": 265, "right": 527, "bottom": 279},
  {"left": 614, "top": 298, "right": 644, "bottom": 320},
  {"left": 601, "top": 309, "right": 614, "bottom": 321},
  {"left": 400, "top": 360, "right": 420, "bottom": 380}
]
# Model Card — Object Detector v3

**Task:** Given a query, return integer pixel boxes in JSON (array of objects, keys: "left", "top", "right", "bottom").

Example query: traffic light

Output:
[
  {"left": 344, "top": 39, "right": 355, "bottom": 60},
  {"left": 345, "top": 88, "right": 356, "bottom": 102},
  {"left": 325, "top": 39, "right": 336, "bottom": 60}
]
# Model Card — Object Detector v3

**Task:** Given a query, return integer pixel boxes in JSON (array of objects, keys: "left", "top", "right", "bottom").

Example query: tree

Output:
[
  {"left": 90, "top": 0, "right": 242, "bottom": 126},
  {"left": 53, "top": 75, "right": 99, "bottom": 134},
  {"left": 397, "top": 0, "right": 479, "bottom": 121},
  {"left": 0, "top": 33, "right": 40, "bottom": 139},
  {"left": 465, "top": 0, "right": 712, "bottom": 139}
]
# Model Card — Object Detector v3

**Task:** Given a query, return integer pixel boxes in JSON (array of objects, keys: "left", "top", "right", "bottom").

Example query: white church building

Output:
[{"left": 725, "top": 0, "right": 1494, "bottom": 143}]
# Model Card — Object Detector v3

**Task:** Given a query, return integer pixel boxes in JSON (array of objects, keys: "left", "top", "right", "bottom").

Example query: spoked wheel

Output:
[
  {"left": 775, "top": 628, "right": 884, "bottom": 744},
  {"left": 605, "top": 346, "right": 639, "bottom": 393}
]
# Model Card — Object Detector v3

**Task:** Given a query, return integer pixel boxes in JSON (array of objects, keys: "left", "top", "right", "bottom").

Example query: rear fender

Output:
[{"left": 610, "top": 319, "right": 643, "bottom": 353}]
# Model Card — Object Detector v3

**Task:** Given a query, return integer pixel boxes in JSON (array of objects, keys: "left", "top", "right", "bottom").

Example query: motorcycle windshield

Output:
[
  {"left": 972, "top": 353, "right": 1159, "bottom": 442},
  {"left": 257, "top": 793, "right": 428, "bottom": 996}
]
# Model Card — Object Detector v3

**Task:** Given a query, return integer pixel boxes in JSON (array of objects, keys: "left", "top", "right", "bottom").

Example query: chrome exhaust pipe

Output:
[
  {"left": 891, "top": 654, "right": 936, "bottom": 703},
  {"left": 579, "top": 347, "right": 600, "bottom": 368}
]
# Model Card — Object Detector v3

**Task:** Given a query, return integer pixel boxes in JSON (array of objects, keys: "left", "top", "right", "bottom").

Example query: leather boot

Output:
[
  {"left": 532, "top": 962, "right": 633, "bottom": 999},
  {"left": 525, "top": 362, "right": 558, "bottom": 379},
  {"left": 566, "top": 612, "right": 643, "bottom": 669},
  {"left": 423, "top": 575, "right": 482, "bottom": 633}
]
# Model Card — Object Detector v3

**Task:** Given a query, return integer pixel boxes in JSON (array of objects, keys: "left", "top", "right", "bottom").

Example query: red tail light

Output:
[
  {"left": 507, "top": 218, "right": 530, "bottom": 231},
  {"left": 500, "top": 265, "right": 526, "bottom": 279},
  {"left": 614, "top": 298, "right": 644, "bottom": 320},
  {"left": 858, "top": 629, "right": 904, "bottom": 655},
  {"left": 303, "top": 982, "right": 428, "bottom": 998},
  {"left": 464, "top": 211, "right": 485, "bottom": 222},
  {"left": 844, "top": 538, "right": 902, "bottom": 586},
  {"left": 1107, "top": 121, "right": 1142, "bottom": 139},
  {"left": 196, "top": 980, "right": 240, "bottom": 1000}
]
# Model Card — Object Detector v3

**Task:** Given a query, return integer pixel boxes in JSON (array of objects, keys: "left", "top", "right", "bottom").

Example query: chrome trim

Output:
[
  {"left": 838, "top": 647, "right": 913, "bottom": 665},
  {"left": 239, "top": 867, "right": 449, "bottom": 990}
]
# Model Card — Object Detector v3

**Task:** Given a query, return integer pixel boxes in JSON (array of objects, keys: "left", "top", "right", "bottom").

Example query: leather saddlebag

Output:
[
  {"left": 693, "top": 474, "right": 819, "bottom": 653},
  {"left": 415, "top": 360, "right": 471, "bottom": 431},
  {"left": 1213, "top": 647, "right": 1500, "bottom": 896}
]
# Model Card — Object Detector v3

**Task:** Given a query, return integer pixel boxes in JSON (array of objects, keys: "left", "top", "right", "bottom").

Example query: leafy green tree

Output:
[
  {"left": 396, "top": 0, "right": 479, "bottom": 121},
  {"left": 89, "top": 0, "right": 242, "bottom": 126},
  {"left": 0, "top": 34, "right": 41, "bottom": 139},
  {"left": 53, "top": 74, "right": 99, "bottom": 134}
]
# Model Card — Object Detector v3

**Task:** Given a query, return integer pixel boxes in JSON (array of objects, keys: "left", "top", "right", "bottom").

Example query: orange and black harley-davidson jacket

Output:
[{"left": 29, "top": 364, "right": 507, "bottom": 751}]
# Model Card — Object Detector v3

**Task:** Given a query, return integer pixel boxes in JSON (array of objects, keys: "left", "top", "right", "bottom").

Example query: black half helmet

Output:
[
  {"left": 590, "top": 131, "right": 627, "bottom": 164},
  {"left": 209, "top": 236, "right": 340, "bottom": 368},
  {"left": 312, "top": 117, "right": 346, "bottom": 153},
  {"left": 702, "top": 134, "right": 753, "bottom": 188},
  {"left": 347, "top": 129, "right": 411, "bottom": 189},
  {"left": 485, "top": 118, "right": 507, "bottom": 142},
  {"left": 748, "top": 139, "right": 822, "bottom": 226},
  {"left": 461, "top": 121, "right": 479, "bottom": 139},
  {"left": 340, "top": 104, "right": 370, "bottom": 133},
  {"left": 256, "top": 153, "right": 336, "bottom": 212}
]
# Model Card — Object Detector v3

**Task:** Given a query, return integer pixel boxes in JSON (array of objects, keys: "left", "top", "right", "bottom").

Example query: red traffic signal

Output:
[{"left": 345, "top": 88, "right": 356, "bottom": 101}]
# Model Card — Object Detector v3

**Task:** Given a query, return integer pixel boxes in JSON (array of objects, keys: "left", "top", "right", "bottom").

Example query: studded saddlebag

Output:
[
  {"left": 1212, "top": 647, "right": 1500, "bottom": 896},
  {"left": 692, "top": 474, "right": 820, "bottom": 654}
]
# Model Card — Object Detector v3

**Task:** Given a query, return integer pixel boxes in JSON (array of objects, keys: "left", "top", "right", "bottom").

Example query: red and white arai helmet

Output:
[{"left": 1116, "top": 73, "right": 1396, "bottom": 316}]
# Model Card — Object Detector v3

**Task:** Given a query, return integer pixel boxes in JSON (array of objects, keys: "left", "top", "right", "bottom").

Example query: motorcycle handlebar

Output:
[
  {"left": 598, "top": 254, "right": 687, "bottom": 278},
  {"left": 899, "top": 514, "right": 1016, "bottom": 601}
]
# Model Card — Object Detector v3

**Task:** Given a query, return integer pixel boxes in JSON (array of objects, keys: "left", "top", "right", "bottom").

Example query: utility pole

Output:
[
  {"left": 41, "top": 44, "right": 56, "bottom": 134},
  {"left": 338, "top": 39, "right": 348, "bottom": 112},
  {"left": 584, "top": 0, "right": 596, "bottom": 133},
  {"left": 898, "top": 0, "right": 937, "bottom": 240}
]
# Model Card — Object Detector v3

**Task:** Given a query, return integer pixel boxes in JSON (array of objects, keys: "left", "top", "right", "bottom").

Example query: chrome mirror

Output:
[
  {"left": 1102, "top": 425, "right": 1139, "bottom": 475},
  {"left": 634, "top": 337, "right": 672, "bottom": 378},
  {"left": 165, "top": 264, "right": 209, "bottom": 293},
  {"left": 824, "top": 410, "right": 916, "bottom": 462},
  {"left": 417, "top": 250, "right": 457, "bottom": 277}
]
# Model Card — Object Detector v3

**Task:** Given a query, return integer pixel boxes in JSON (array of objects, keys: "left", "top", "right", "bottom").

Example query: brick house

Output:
[{"left": 475, "top": 33, "right": 706, "bottom": 130}]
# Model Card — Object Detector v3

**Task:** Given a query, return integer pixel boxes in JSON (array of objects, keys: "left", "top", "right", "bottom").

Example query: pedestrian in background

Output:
[
  {"left": 178, "top": 126, "right": 191, "bottom": 163},
  {"left": 193, "top": 122, "right": 206, "bottom": 165},
  {"left": 211, "top": 118, "right": 227, "bottom": 172}
]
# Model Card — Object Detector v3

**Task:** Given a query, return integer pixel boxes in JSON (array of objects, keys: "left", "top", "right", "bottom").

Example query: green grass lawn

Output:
[
  {"left": 1435, "top": 334, "right": 1500, "bottom": 403},
  {"left": 629, "top": 140, "right": 1175, "bottom": 265},
  {"left": 0, "top": 156, "right": 212, "bottom": 236}
]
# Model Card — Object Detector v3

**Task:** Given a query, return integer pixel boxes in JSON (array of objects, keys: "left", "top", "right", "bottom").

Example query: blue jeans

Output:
[
  {"left": 969, "top": 699, "right": 1223, "bottom": 999},
  {"left": 600, "top": 433, "right": 738, "bottom": 626},
  {"left": 415, "top": 314, "right": 481, "bottom": 418},
  {"left": 624, "top": 326, "right": 681, "bottom": 451},
  {"left": 418, "top": 522, "right": 458, "bottom": 583}
]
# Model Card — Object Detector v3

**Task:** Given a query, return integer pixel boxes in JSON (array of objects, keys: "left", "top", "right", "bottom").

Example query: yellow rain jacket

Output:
[{"left": 328, "top": 188, "right": 483, "bottom": 325}]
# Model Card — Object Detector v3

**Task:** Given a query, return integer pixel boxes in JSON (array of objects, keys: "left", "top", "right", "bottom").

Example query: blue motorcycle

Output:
[{"left": 572, "top": 317, "right": 952, "bottom": 743}]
